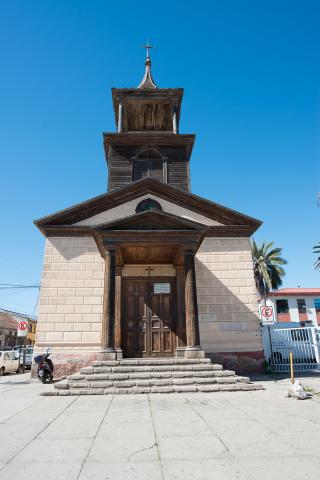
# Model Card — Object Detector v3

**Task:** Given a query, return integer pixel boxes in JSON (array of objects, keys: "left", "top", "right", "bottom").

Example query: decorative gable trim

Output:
[
  {"left": 96, "top": 210, "right": 206, "bottom": 232},
  {"left": 34, "top": 178, "right": 262, "bottom": 236},
  {"left": 72, "top": 194, "right": 221, "bottom": 228}
]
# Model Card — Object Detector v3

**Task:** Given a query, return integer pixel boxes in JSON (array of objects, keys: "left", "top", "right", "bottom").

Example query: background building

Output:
[
  {"left": 0, "top": 308, "right": 37, "bottom": 348},
  {"left": 0, "top": 311, "right": 18, "bottom": 349},
  {"left": 265, "top": 288, "right": 320, "bottom": 326}
]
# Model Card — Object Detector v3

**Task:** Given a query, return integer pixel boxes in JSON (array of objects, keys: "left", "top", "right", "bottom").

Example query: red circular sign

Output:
[
  {"left": 261, "top": 306, "right": 273, "bottom": 318},
  {"left": 18, "top": 321, "right": 28, "bottom": 331}
]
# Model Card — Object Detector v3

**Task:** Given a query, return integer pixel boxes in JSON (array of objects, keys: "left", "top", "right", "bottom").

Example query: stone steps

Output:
[
  {"left": 81, "top": 365, "right": 225, "bottom": 375},
  {"left": 67, "top": 375, "right": 250, "bottom": 389},
  {"left": 91, "top": 358, "right": 212, "bottom": 367},
  {"left": 46, "top": 357, "right": 263, "bottom": 396},
  {"left": 76, "top": 370, "right": 239, "bottom": 381}
]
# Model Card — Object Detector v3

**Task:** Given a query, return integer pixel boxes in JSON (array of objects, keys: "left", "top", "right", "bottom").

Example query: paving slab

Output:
[
  {"left": 154, "top": 416, "right": 211, "bottom": 437},
  {"left": 158, "top": 434, "right": 227, "bottom": 460},
  {"left": 0, "top": 461, "right": 82, "bottom": 480},
  {"left": 17, "top": 438, "right": 93, "bottom": 463},
  {"left": 78, "top": 460, "right": 163, "bottom": 480},
  {"left": 238, "top": 455, "right": 320, "bottom": 480},
  {"left": 89, "top": 420, "right": 159, "bottom": 463},
  {"left": 162, "top": 458, "right": 249, "bottom": 480}
]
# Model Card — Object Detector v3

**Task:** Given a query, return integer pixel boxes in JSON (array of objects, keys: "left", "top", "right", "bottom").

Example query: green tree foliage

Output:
[{"left": 251, "top": 239, "right": 287, "bottom": 301}]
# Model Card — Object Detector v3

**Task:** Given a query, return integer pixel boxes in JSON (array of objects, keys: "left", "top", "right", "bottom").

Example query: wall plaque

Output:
[{"left": 154, "top": 283, "right": 171, "bottom": 294}]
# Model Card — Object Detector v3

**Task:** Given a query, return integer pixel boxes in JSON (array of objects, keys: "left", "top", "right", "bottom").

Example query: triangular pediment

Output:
[
  {"left": 96, "top": 210, "right": 206, "bottom": 232},
  {"left": 35, "top": 178, "right": 262, "bottom": 236}
]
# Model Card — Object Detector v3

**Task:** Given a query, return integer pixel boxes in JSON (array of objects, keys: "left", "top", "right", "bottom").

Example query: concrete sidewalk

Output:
[{"left": 1, "top": 372, "right": 320, "bottom": 480}]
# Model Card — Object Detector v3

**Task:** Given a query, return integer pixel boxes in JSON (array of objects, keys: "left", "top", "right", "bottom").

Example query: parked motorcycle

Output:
[{"left": 34, "top": 350, "right": 54, "bottom": 383}]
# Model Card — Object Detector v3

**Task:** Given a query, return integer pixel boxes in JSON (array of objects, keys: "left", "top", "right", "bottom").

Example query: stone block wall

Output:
[
  {"left": 34, "top": 237, "right": 104, "bottom": 376},
  {"left": 195, "top": 237, "right": 263, "bottom": 360},
  {"left": 34, "top": 235, "right": 264, "bottom": 377}
]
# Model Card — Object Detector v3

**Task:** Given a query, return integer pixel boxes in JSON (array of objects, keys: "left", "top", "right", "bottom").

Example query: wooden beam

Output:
[
  {"left": 114, "top": 266, "right": 122, "bottom": 356},
  {"left": 184, "top": 250, "right": 200, "bottom": 348},
  {"left": 101, "top": 248, "right": 116, "bottom": 352},
  {"left": 176, "top": 266, "right": 186, "bottom": 348}
]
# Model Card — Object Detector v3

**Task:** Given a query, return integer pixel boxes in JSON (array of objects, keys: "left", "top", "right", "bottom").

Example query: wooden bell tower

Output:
[{"left": 104, "top": 48, "right": 195, "bottom": 193}]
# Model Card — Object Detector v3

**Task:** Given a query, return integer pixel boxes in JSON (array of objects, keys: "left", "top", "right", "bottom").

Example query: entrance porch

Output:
[{"left": 98, "top": 229, "right": 205, "bottom": 360}]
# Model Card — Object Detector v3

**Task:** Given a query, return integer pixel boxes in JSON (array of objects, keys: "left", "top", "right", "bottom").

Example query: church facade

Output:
[{"left": 34, "top": 54, "right": 263, "bottom": 376}]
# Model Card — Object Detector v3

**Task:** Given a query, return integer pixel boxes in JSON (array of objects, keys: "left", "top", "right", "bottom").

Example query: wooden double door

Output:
[{"left": 122, "top": 278, "right": 176, "bottom": 357}]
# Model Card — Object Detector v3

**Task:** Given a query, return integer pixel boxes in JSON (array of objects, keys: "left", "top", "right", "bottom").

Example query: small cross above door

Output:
[{"left": 145, "top": 266, "right": 154, "bottom": 277}]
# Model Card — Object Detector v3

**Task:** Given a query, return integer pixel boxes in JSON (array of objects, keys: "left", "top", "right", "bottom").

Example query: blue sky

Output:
[{"left": 0, "top": 0, "right": 319, "bottom": 314}]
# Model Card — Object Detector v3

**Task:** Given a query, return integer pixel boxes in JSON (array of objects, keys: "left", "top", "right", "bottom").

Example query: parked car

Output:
[
  {"left": 0, "top": 351, "right": 24, "bottom": 375},
  {"left": 12, "top": 346, "right": 21, "bottom": 359},
  {"left": 12, "top": 346, "right": 34, "bottom": 368},
  {"left": 24, "top": 347, "right": 34, "bottom": 368}
]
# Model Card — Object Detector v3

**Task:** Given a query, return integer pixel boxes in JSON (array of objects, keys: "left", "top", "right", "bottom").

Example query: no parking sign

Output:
[
  {"left": 259, "top": 305, "right": 275, "bottom": 324},
  {"left": 17, "top": 320, "right": 28, "bottom": 337}
]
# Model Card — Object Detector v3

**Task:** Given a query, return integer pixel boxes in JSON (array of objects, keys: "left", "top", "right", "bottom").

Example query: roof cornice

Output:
[{"left": 34, "top": 178, "right": 262, "bottom": 237}]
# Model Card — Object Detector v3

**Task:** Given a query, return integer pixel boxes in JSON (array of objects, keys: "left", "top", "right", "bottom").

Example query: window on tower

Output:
[{"left": 133, "top": 148, "right": 167, "bottom": 183}]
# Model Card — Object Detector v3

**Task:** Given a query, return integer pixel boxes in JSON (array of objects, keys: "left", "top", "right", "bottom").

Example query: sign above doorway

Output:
[{"left": 154, "top": 283, "right": 171, "bottom": 294}]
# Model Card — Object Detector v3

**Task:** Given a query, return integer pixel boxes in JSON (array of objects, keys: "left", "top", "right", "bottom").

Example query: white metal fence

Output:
[{"left": 262, "top": 326, "right": 320, "bottom": 372}]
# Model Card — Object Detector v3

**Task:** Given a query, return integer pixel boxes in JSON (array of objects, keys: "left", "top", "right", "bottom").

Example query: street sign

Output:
[
  {"left": 17, "top": 320, "right": 28, "bottom": 337},
  {"left": 259, "top": 305, "right": 275, "bottom": 324}
]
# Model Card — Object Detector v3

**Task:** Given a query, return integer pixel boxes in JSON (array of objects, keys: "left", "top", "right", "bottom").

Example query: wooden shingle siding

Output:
[
  {"left": 107, "top": 145, "right": 135, "bottom": 191},
  {"left": 165, "top": 146, "right": 189, "bottom": 191},
  {"left": 168, "top": 161, "right": 189, "bottom": 191}
]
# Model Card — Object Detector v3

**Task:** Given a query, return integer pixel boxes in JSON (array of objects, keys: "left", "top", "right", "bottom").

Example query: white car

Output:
[{"left": 0, "top": 351, "right": 24, "bottom": 375}]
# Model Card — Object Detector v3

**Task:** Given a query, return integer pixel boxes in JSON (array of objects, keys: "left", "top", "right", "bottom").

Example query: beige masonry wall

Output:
[
  {"left": 36, "top": 237, "right": 104, "bottom": 351},
  {"left": 195, "top": 237, "right": 262, "bottom": 354}
]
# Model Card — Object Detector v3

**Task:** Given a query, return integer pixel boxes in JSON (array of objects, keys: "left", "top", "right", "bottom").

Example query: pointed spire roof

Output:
[{"left": 138, "top": 42, "right": 158, "bottom": 89}]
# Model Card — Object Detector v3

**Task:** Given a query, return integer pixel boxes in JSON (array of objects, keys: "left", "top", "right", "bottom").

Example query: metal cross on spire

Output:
[
  {"left": 138, "top": 40, "right": 158, "bottom": 89},
  {"left": 144, "top": 40, "right": 154, "bottom": 59}
]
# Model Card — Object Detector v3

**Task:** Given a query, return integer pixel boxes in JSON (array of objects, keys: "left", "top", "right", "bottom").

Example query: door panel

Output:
[
  {"left": 152, "top": 331, "right": 161, "bottom": 353},
  {"left": 149, "top": 289, "right": 174, "bottom": 356},
  {"left": 125, "top": 286, "right": 136, "bottom": 355},
  {"left": 122, "top": 279, "right": 175, "bottom": 357},
  {"left": 163, "top": 331, "right": 172, "bottom": 352},
  {"left": 137, "top": 284, "right": 147, "bottom": 354},
  {"left": 123, "top": 281, "right": 148, "bottom": 357}
]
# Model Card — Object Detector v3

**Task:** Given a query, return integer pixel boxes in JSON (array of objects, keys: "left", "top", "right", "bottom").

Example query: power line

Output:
[{"left": 0, "top": 283, "right": 40, "bottom": 289}]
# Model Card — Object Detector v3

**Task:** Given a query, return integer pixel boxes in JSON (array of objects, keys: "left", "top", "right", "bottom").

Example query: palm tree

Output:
[
  {"left": 251, "top": 239, "right": 287, "bottom": 303},
  {"left": 314, "top": 242, "right": 320, "bottom": 270}
]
